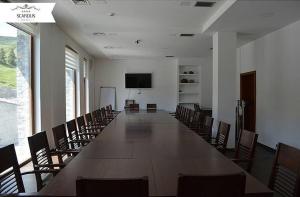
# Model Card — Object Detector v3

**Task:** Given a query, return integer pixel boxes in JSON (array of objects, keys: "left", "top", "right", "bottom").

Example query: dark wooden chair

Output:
[
  {"left": 194, "top": 103, "right": 201, "bottom": 112},
  {"left": 268, "top": 143, "right": 300, "bottom": 197},
  {"left": 27, "top": 132, "right": 64, "bottom": 191},
  {"left": 178, "top": 106, "right": 185, "bottom": 121},
  {"left": 66, "top": 119, "right": 90, "bottom": 149},
  {"left": 179, "top": 107, "right": 187, "bottom": 122},
  {"left": 130, "top": 104, "right": 140, "bottom": 112},
  {"left": 188, "top": 111, "right": 200, "bottom": 128},
  {"left": 101, "top": 107, "right": 113, "bottom": 122},
  {"left": 177, "top": 172, "right": 246, "bottom": 197},
  {"left": 91, "top": 110, "right": 104, "bottom": 127},
  {"left": 0, "top": 144, "right": 52, "bottom": 195},
  {"left": 147, "top": 104, "right": 157, "bottom": 112},
  {"left": 211, "top": 121, "right": 231, "bottom": 154},
  {"left": 196, "top": 116, "right": 214, "bottom": 142},
  {"left": 184, "top": 109, "right": 194, "bottom": 126},
  {"left": 85, "top": 112, "right": 104, "bottom": 133},
  {"left": 125, "top": 99, "right": 135, "bottom": 110},
  {"left": 76, "top": 176, "right": 149, "bottom": 197},
  {"left": 232, "top": 130, "right": 258, "bottom": 172},
  {"left": 77, "top": 116, "right": 100, "bottom": 139},
  {"left": 52, "top": 124, "right": 81, "bottom": 164},
  {"left": 108, "top": 104, "right": 120, "bottom": 115}
]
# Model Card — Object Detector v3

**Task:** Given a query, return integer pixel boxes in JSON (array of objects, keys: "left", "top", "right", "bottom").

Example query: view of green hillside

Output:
[{"left": 0, "top": 36, "right": 17, "bottom": 88}]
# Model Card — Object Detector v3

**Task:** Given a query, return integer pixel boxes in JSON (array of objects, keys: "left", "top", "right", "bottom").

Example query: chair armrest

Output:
[
  {"left": 70, "top": 139, "right": 91, "bottom": 144},
  {"left": 55, "top": 149, "right": 80, "bottom": 154},
  {"left": 21, "top": 169, "right": 60, "bottom": 176},
  {"left": 34, "top": 163, "right": 65, "bottom": 169}
]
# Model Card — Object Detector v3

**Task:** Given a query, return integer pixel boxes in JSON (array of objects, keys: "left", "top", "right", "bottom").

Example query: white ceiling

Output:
[
  {"left": 204, "top": 0, "right": 300, "bottom": 46},
  {"left": 21, "top": 0, "right": 300, "bottom": 59},
  {"left": 29, "top": 0, "right": 228, "bottom": 59}
]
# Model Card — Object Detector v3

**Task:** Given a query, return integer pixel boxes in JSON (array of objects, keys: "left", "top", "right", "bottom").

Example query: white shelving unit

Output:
[{"left": 177, "top": 65, "right": 201, "bottom": 108}]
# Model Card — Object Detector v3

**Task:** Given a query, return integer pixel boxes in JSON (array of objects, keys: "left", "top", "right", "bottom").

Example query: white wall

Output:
[
  {"left": 238, "top": 20, "right": 300, "bottom": 149},
  {"left": 94, "top": 58, "right": 177, "bottom": 111},
  {"left": 200, "top": 56, "right": 213, "bottom": 108},
  {"left": 35, "top": 24, "right": 93, "bottom": 146}
]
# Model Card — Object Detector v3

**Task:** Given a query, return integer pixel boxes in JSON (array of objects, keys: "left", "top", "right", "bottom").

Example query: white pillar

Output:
[{"left": 212, "top": 32, "right": 237, "bottom": 148}]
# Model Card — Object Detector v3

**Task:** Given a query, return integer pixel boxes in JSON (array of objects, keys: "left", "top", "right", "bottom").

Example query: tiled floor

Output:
[{"left": 21, "top": 144, "right": 275, "bottom": 193}]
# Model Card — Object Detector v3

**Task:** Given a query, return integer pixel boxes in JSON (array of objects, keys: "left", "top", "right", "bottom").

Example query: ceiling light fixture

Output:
[
  {"left": 108, "top": 12, "right": 116, "bottom": 16},
  {"left": 194, "top": 1, "right": 216, "bottom": 7},
  {"left": 135, "top": 39, "right": 142, "bottom": 45},
  {"left": 93, "top": 32, "right": 106, "bottom": 36},
  {"left": 71, "top": 0, "right": 90, "bottom": 5}
]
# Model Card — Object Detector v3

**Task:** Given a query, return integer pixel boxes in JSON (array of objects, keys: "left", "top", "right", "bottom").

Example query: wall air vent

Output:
[
  {"left": 71, "top": 0, "right": 90, "bottom": 5},
  {"left": 194, "top": 1, "right": 215, "bottom": 7},
  {"left": 165, "top": 56, "right": 175, "bottom": 58},
  {"left": 180, "top": 34, "right": 195, "bottom": 37}
]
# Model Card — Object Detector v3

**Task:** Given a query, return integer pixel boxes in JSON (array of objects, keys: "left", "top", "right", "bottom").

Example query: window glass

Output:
[{"left": 0, "top": 23, "right": 32, "bottom": 163}]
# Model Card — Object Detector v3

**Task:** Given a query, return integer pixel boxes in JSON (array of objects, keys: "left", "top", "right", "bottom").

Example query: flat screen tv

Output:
[{"left": 125, "top": 73, "right": 152, "bottom": 88}]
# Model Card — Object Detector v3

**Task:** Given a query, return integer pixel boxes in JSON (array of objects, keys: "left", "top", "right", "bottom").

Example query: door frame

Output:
[{"left": 240, "top": 71, "right": 256, "bottom": 131}]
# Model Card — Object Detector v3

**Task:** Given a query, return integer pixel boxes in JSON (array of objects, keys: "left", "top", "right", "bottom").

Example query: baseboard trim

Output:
[{"left": 257, "top": 142, "right": 276, "bottom": 153}]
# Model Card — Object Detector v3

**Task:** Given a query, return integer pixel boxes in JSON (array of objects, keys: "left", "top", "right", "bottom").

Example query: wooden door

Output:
[{"left": 240, "top": 71, "right": 256, "bottom": 132}]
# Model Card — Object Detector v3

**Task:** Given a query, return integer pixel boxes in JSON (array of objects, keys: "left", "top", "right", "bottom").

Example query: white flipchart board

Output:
[{"left": 100, "top": 87, "right": 116, "bottom": 110}]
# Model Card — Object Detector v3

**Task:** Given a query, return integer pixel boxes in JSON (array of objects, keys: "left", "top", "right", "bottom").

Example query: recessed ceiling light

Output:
[
  {"left": 71, "top": 0, "right": 90, "bottom": 5},
  {"left": 194, "top": 1, "right": 216, "bottom": 7},
  {"left": 104, "top": 46, "right": 122, "bottom": 49},
  {"left": 180, "top": 33, "right": 195, "bottom": 37},
  {"left": 93, "top": 32, "right": 106, "bottom": 36},
  {"left": 104, "top": 46, "right": 114, "bottom": 49}
]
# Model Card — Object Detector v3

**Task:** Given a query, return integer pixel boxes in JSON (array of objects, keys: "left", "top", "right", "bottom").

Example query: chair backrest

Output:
[
  {"left": 147, "top": 104, "right": 157, "bottom": 112},
  {"left": 101, "top": 107, "right": 108, "bottom": 119},
  {"left": 0, "top": 144, "right": 25, "bottom": 194},
  {"left": 177, "top": 173, "right": 246, "bottom": 197},
  {"left": 194, "top": 103, "right": 201, "bottom": 112},
  {"left": 76, "top": 116, "right": 89, "bottom": 137},
  {"left": 130, "top": 104, "right": 139, "bottom": 112},
  {"left": 198, "top": 116, "right": 214, "bottom": 141},
  {"left": 269, "top": 143, "right": 300, "bottom": 197},
  {"left": 186, "top": 109, "right": 194, "bottom": 125},
  {"left": 91, "top": 110, "right": 100, "bottom": 124},
  {"left": 28, "top": 131, "right": 53, "bottom": 190},
  {"left": 215, "top": 121, "right": 231, "bottom": 153},
  {"left": 52, "top": 124, "right": 70, "bottom": 163},
  {"left": 76, "top": 177, "right": 149, "bottom": 197},
  {"left": 85, "top": 113, "right": 94, "bottom": 127},
  {"left": 125, "top": 100, "right": 135, "bottom": 107},
  {"left": 235, "top": 130, "right": 258, "bottom": 172},
  {"left": 66, "top": 119, "right": 80, "bottom": 149},
  {"left": 106, "top": 106, "right": 111, "bottom": 115}
]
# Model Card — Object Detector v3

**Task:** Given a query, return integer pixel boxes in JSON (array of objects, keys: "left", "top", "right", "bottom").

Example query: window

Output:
[
  {"left": 65, "top": 47, "right": 79, "bottom": 121},
  {"left": 83, "top": 58, "right": 89, "bottom": 113},
  {"left": 0, "top": 23, "right": 32, "bottom": 163}
]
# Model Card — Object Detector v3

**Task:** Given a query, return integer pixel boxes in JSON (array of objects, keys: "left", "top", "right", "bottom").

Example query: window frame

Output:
[{"left": 65, "top": 46, "right": 79, "bottom": 121}]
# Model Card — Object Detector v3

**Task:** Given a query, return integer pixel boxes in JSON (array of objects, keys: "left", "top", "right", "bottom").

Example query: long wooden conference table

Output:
[{"left": 40, "top": 111, "right": 273, "bottom": 197}]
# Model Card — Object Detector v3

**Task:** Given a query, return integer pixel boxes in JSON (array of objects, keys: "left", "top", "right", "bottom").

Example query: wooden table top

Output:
[{"left": 40, "top": 111, "right": 273, "bottom": 197}]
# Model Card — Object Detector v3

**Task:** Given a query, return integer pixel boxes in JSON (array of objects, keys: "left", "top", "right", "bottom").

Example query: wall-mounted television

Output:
[{"left": 125, "top": 73, "right": 152, "bottom": 88}]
